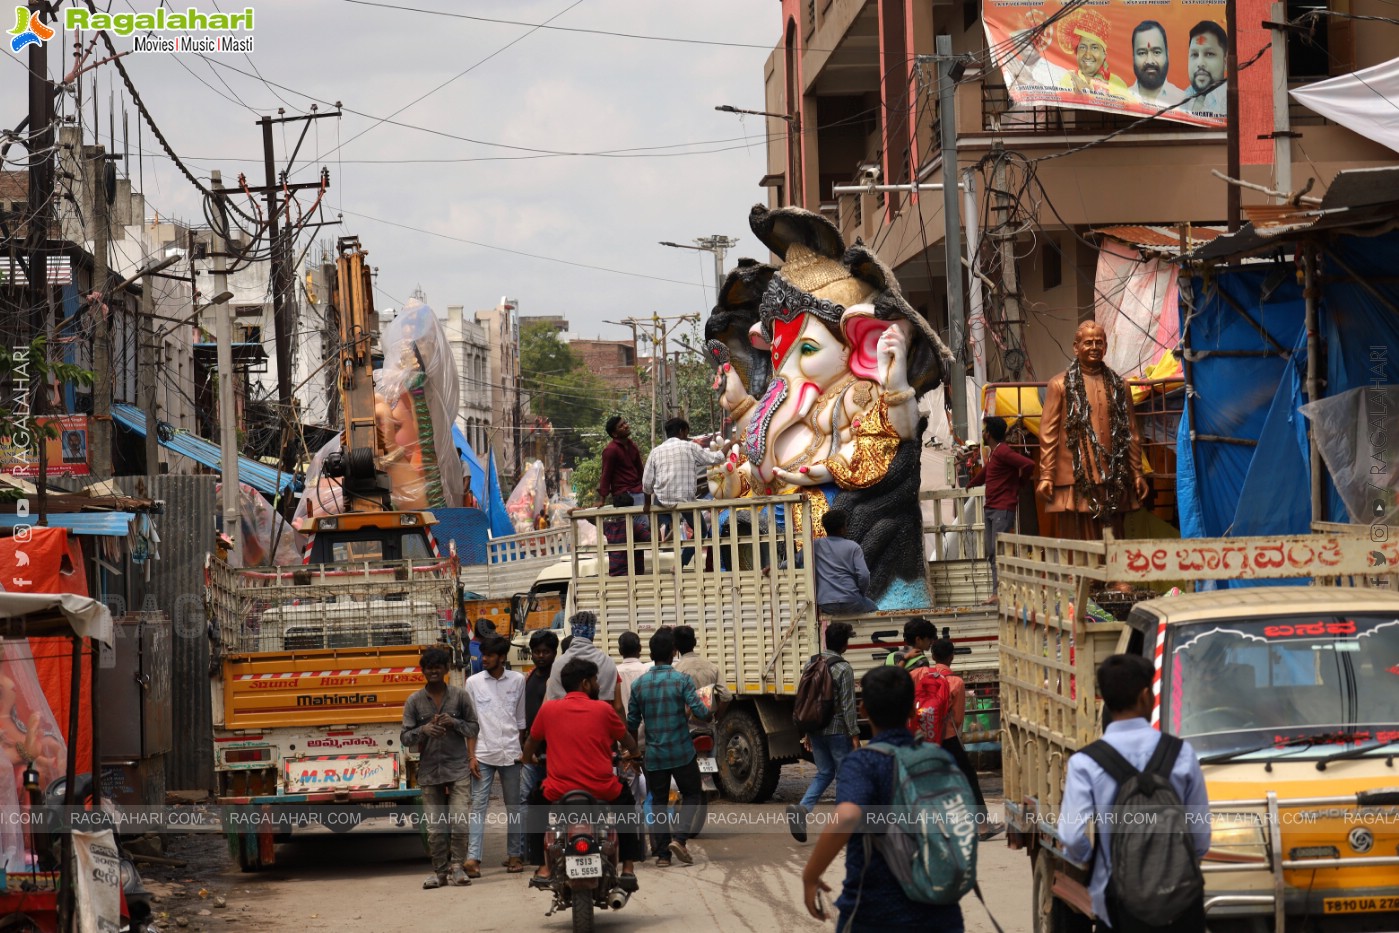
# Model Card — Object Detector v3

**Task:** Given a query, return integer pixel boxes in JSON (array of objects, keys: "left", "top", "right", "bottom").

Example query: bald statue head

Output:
[{"left": 1073, "top": 321, "right": 1108, "bottom": 373}]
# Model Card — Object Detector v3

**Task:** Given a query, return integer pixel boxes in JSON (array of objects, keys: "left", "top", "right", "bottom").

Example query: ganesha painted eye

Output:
[{"left": 799, "top": 340, "right": 820, "bottom": 356}]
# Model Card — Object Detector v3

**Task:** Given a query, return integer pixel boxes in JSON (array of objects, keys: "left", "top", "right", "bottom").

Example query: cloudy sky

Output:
[{"left": 16, "top": 1, "right": 779, "bottom": 341}]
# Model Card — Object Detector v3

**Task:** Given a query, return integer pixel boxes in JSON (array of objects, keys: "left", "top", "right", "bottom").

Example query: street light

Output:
[{"left": 659, "top": 237, "right": 738, "bottom": 303}]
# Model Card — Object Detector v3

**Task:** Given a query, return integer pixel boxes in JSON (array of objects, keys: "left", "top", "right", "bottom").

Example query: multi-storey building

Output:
[
  {"left": 761, "top": 0, "right": 1394, "bottom": 381},
  {"left": 570, "top": 338, "right": 640, "bottom": 395},
  {"left": 475, "top": 298, "right": 522, "bottom": 474},
  {"left": 442, "top": 305, "right": 493, "bottom": 456}
]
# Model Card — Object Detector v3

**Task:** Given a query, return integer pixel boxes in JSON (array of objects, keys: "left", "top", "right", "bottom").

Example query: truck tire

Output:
[
  {"left": 715, "top": 708, "right": 780, "bottom": 803},
  {"left": 1032, "top": 849, "right": 1091, "bottom": 933}
]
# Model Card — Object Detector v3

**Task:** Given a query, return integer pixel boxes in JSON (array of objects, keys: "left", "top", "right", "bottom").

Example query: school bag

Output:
[
  {"left": 854, "top": 742, "right": 1005, "bottom": 930},
  {"left": 792, "top": 653, "right": 844, "bottom": 734},
  {"left": 1078, "top": 733, "right": 1205, "bottom": 929},
  {"left": 908, "top": 667, "right": 952, "bottom": 743}
]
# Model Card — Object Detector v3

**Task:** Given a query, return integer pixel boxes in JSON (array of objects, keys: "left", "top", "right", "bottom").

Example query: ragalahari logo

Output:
[{"left": 9, "top": 6, "right": 53, "bottom": 53}]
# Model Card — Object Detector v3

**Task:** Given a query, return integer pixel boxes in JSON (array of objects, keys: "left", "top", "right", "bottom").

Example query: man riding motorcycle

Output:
[{"left": 522, "top": 657, "right": 645, "bottom": 890}]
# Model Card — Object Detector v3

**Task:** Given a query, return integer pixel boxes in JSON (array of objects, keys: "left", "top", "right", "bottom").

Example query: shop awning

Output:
[
  {"left": 112, "top": 403, "right": 299, "bottom": 496},
  {"left": 0, "top": 512, "right": 135, "bottom": 536}
]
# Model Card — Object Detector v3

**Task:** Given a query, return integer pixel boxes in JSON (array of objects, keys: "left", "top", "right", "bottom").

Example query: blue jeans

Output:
[
  {"left": 519, "top": 761, "right": 543, "bottom": 803},
  {"left": 800, "top": 733, "right": 854, "bottom": 811},
  {"left": 468, "top": 762, "right": 524, "bottom": 861}
]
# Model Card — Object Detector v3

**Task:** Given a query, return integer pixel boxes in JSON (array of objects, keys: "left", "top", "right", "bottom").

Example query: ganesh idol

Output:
[{"left": 704, "top": 205, "right": 953, "bottom": 609}]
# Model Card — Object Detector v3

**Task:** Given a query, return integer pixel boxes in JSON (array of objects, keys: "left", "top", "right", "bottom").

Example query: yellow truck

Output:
[
  {"left": 207, "top": 511, "right": 457, "bottom": 870},
  {"left": 997, "top": 530, "right": 1399, "bottom": 932}
]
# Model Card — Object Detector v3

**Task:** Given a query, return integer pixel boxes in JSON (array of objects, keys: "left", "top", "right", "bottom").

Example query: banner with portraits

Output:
[{"left": 983, "top": 0, "right": 1229, "bottom": 128}]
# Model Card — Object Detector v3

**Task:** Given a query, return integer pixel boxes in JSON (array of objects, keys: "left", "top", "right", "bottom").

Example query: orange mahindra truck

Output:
[{"left": 208, "top": 511, "right": 458, "bottom": 870}]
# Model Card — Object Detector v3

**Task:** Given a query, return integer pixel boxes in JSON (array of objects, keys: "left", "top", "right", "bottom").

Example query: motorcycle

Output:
[
  {"left": 692, "top": 728, "right": 719, "bottom": 794},
  {"left": 538, "top": 790, "right": 635, "bottom": 932}
]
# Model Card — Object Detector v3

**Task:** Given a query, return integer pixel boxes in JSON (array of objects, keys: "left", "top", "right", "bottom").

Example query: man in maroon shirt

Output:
[
  {"left": 968, "top": 416, "right": 1035, "bottom": 598},
  {"left": 598, "top": 415, "right": 644, "bottom": 506}
]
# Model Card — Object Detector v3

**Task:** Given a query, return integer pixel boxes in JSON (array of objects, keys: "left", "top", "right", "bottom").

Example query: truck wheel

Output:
[
  {"left": 715, "top": 709, "right": 778, "bottom": 803},
  {"left": 1032, "top": 849, "right": 1090, "bottom": 933}
]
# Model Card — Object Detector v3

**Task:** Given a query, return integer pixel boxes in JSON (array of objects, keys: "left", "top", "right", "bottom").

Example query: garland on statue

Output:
[{"left": 1062, "top": 359, "right": 1133, "bottom": 520}]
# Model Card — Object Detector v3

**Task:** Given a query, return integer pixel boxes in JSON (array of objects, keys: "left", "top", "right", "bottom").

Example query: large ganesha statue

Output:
[{"left": 705, "top": 205, "right": 953, "bottom": 609}]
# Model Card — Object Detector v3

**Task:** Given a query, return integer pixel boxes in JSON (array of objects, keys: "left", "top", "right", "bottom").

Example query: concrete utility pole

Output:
[
  {"left": 617, "top": 313, "right": 699, "bottom": 443},
  {"left": 936, "top": 35, "right": 969, "bottom": 443},
  {"left": 1225, "top": 0, "right": 1241, "bottom": 230},
  {"left": 90, "top": 147, "right": 113, "bottom": 479},
  {"left": 211, "top": 171, "right": 241, "bottom": 564},
  {"left": 140, "top": 282, "right": 159, "bottom": 475},
  {"left": 25, "top": 0, "right": 54, "bottom": 523},
  {"left": 1268, "top": 1, "right": 1294, "bottom": 201},
  {"left": 990, "top": 144, "right": 1025, "bottom": 380},
  {"left": 963, "top": 167, "right": 986, "bottom": 387},
  {"left": 659, "top": 236, "right": 739, "bottom": 303},
  {"left": 245, "top": 108, "right": 337, "bottom": 470}
]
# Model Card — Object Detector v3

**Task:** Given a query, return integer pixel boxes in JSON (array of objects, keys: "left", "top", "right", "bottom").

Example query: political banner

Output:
[
  {"left": 0, "top": 414, "right": 90, "bottom": 476},
  {"left": 983, "top": 0, "right": 1229, "bottom": 127}
]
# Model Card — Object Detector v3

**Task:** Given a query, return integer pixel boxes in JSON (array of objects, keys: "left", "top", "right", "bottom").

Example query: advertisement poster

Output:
[
  {"left": 983, "top": 0, "right": 1229, "bottom": 128},
  {"left": 0, "top": 414, "right": 90, "bottom": 477}
]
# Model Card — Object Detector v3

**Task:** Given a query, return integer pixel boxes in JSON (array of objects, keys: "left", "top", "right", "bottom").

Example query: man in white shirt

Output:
[
  {"left": 465, "top": 635, "right": 527, "bottom": 877},
  {"left": 643, "top": 417, "right": 724, "bottom": 565},
  {"left": 615, "top": 630, "right": 653, "bottom": 717},
  {"left": 1128, "top": 21, "right": 1185, "bottom": 109}
]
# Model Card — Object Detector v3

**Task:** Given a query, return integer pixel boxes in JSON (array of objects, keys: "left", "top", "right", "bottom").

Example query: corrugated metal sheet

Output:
[
  {"left": 117, "top": 474, "right": 216, "bottom": 793},
  {"left": 110, "top": 404, "right": 298, "bottom": 496},
  {"left": 1093, "top": 224, "right": 1224, "bottom": 253},
  {"left": 0, "top": 512, "right": 134, "bottom": 535}
]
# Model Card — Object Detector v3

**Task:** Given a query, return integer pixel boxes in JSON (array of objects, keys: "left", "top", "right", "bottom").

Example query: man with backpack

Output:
[
  {"left": 1058, "top": 654, "right": 1211, "bottom": 931},
  {"left": 801, "top": 665, "right": 974, "bottom": 933},
  {"left": 883, "top": 617, "right": 935, "bottom": 670},
  {"left": 786, "top": 621, "right": 858, "bottom": 843},
  {"left": 928, "top": 638, "right": 1000, "bottom": 840}
]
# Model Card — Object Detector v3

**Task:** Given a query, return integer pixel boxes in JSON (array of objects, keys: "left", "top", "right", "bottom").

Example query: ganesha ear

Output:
[
  {"left": 843, "top": 243, "right": 900, "bottom": 295},
  {"left": 840, "top": 304, "right": 892, "bottom": 381}
]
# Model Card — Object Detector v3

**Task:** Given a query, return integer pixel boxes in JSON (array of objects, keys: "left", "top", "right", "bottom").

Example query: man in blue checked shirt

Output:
[{"left": 626, "top": 626, "right": 712, "bottom": 867}]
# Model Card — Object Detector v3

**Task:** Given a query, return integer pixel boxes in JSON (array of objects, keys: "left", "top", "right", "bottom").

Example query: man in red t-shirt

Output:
[
  {"left": 523, "top": 657, "right": 644, "bottom": 889},
  {"left": 967, "top": 415, "right": 1035, "bottom": 599}
]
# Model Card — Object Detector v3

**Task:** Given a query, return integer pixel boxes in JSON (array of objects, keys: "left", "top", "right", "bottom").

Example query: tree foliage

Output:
[
  {"left": 519, "top": 321, "right": 616, "bottom": 468},
  {"left": 0, "top": 336, "right": 95, "bottom": 443}
]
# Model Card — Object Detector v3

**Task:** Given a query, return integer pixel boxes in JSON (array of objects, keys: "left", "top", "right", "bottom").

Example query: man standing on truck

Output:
[
  {"left": 627, "top": 627, "right": 713, "bottom": 867},
  {"left": 883, "top": 617, "right": 935, "bottom": 670},
  {"left": 401, "top": 647, "right": 480, "bottom": 889},
  {"left": 465, "top": 635, "right": 528, "bottom": 877},
  {"left": 599, "top": 415, "right": 645, "bottom": 506},
  {"left": 1057, "top": 654, "right": 1210, "bottom": 930},
  {"left": 520, "top": 630, "right": 558, "bottom": 804},
  {"left": 966, "top": 416, "right": 1034, "bottom": 597},
  {"left": 812, "top": 509, "right": 878, "bottom": 615},
  {"left": 787, "top": 621, "right": 858, "bottom": 843}
]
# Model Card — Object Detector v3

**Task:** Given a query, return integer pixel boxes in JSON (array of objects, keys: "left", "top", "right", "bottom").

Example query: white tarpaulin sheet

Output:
[
  {"left": 1290, "top": 57, "right": 1399, "bottom": 156},
  {"left": 74, "top": 829, "right": 121, "bottom": 933},
  {"left": 0, "top": 592, "right": 113, "bottom": 645},
  {"left": 1094, "top": 239, "right": 1179, "bottom": 378}
]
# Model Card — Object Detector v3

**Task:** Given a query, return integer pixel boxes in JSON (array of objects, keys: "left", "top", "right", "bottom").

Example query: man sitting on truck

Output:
[
  {"left": 1058, "top": 654, "right": 1211, "bottom": 930},
  {"left": 883, "top": 617, "right": 935, "bottom": 670},
  {"left": 642, "top": 417, "right": 725, "bottom": 566},
  {"left": 401, "top": 646, "right": 481, "bottom": 889},
  {"left": 812, "top": 509, "right": 878, "bottom": 616}
]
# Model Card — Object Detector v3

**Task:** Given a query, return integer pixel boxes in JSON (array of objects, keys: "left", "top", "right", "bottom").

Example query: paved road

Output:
[{"left": 154, "top": 765, "right": 1031, "bottom": 932}]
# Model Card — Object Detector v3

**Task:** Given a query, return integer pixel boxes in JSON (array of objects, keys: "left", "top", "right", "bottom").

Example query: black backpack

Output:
[
  {"left": 1078, "top": 734, "right": 1205, "bottom": 930},
  {"left": 792, "top": 654, "right": 846, "bottom": 734}
]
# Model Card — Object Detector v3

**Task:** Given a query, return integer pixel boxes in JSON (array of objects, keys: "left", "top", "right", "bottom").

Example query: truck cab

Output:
[
  {"left": 301, "top": 511, "right": 438, "bottom": 564},
  {"left": 1127, "top": 588, "right": 1399, "bottom": 931}
]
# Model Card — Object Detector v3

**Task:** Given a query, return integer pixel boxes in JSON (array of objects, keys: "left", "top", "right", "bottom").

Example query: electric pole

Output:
[
  {"left": 244, "top": 108, "right": 338, "bottom": 469},
  {"left": 90, "top": 147, "right": 114, "bottom": 479},
  {"left": 140, "top": 281, "right": 159, "bottom": 476},
  {"left": 936, "top": 35, "right": 969, "bottom": 443},
  {"left": 1225, "top": 0, "right": 1241, "bottom": 230},
  {"left": 617, "top": 313, "right": 699, "bottom": 444},
  {"left": 25, "top": 0, "right": 54, "bottom": 523},
  {"left": 211, "top": 171, "right": 241, "bottom": 564},
  {"left": 989, "top": 145, "right": 1026, "bottom": 380},
  {"left": 659, "top": 236, "right": 739, "bottom": 304}
]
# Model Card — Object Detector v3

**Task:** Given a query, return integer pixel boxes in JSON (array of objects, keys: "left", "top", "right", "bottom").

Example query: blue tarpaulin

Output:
[
  {"left": 0, "top": 511, "right": 134, "bottom": 536},
  {"left": 112, "top": 403, "right": 299, "bottom": 496},
  {"left": 1177, "top": 231, "right": 1399, "bottom": 584},
  {"left": 450, "top": 426, "right": 512, "bottom": 537}
]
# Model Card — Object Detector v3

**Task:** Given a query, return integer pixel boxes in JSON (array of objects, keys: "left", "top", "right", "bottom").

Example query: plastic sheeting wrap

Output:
[
  {"left": 220, "top": 482, "right": 304, "bottom": 566},
  {"left": 293, "top": 435, "right": 345, "bottom": 529},
  {"left": 1095, "top": 239, "right": 1180, "bottom": 379},
  {"left": 1301, "top": 385, "right": 1399, "bottom": 527},
  {"left": 377, "top": 300, "right": 464, "bottom": 511},
  {"left": 506, "top": 460, "right": 550, "bottom": 534},
  {"left": 0, "top": 639, "right": 68, "bottom": 834}
]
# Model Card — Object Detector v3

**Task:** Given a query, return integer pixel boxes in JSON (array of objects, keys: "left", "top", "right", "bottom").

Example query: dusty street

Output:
[{"left": 145, "top": 766, "right": 1032, "bottom": 932}]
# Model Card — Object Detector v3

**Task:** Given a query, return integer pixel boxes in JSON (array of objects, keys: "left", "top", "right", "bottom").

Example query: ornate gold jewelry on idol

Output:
[{"left": 729, "top": 395, "right": 757, "bottom": 420}]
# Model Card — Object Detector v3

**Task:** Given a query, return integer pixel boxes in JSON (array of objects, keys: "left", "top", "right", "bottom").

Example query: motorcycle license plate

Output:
[
  {"left": 697, "top": 757, "right": 718, "bottom": 773},
  {"left": 566, "top": 854, "right": 602, "bottom": 879},
  {"left": 1324, "top": 896, "right": 1399, "bottom": 914}
]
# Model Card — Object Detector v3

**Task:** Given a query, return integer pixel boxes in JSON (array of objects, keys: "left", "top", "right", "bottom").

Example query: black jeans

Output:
[
  {"left": 526, "top": 783, "right": 646, "bottom": 867},
  {"left": 940, "top": 734, "right": 987, "bottom": 813},
  {"left": 1104, "top": 894, "right": 1205, "bottom": 932},
  {"left": 644, "top": 757, "right": 704, "bottom": 850}
]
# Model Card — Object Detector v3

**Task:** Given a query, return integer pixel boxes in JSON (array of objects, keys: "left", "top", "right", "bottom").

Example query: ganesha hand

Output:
[
  {"left": 716, "top": 363, "right": 756, "bottom": 416},
  {"left": 876, "top": 327, "right": 911, "bottom": 395},
  {"left": 772, "top": 464, "right": 832, "bottom": 487}
]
